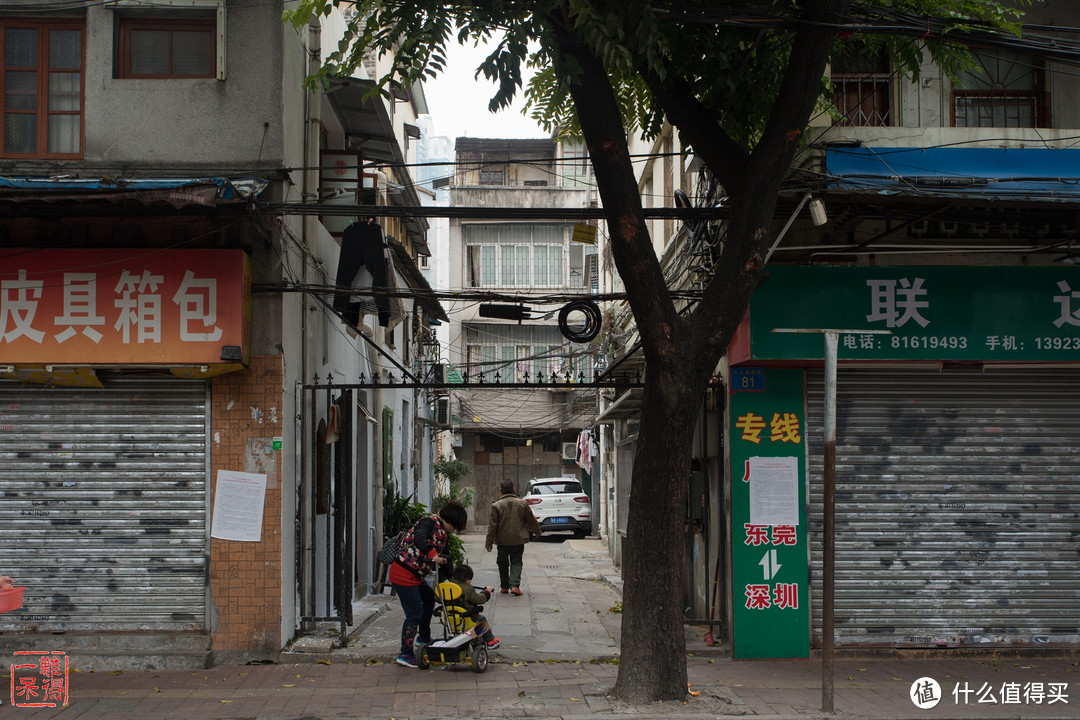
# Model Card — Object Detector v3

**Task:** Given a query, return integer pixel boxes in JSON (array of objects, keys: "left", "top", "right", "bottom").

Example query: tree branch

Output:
[
  {"left": 547, "top": 13, "right": 681, "bottom": 360},
  {"left": 749, "top": 0, "right": 851, "bottom": 186},
  {"left": 641, "top": 70, "right": 748, "bottom": 189}
]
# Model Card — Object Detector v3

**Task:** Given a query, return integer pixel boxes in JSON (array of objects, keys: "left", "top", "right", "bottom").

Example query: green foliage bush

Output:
[
  {"left": 432, "top": 455, "right": 474, "bottom": 512},
  {"left": 382, "top": 480, "right": 428, "bottom": 538}
]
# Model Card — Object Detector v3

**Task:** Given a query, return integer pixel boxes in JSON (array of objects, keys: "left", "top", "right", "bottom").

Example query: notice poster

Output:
[
  {"left": 746, "top": 456, "right": 800, "bottom": 527},
  {"left": 211, "top": 470, "right": 267, "bottom": 542}
]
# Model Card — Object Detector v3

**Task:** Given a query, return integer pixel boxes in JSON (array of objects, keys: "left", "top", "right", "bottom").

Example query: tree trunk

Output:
[
  {"left": 612, "top": 361, "right": 706, "bottom": 702},
  {"left": 550, "top": 19, "right": 700, "bottom": 702},
  {"left": 548, "top": 0, "right": 845, "bottom": 704}
]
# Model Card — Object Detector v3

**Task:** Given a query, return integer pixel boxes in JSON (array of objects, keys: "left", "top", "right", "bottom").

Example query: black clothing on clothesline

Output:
[{"left": 333, "top": 220, "right": 391, "bottom": 327}]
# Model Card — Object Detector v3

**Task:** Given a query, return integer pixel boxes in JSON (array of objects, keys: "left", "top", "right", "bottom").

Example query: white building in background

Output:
[
  {"left": 414, "top": 116, "right": 455, "bottom": 470},
  {"left": 443, "top": 137, "right": 602, "bottom": 530}
]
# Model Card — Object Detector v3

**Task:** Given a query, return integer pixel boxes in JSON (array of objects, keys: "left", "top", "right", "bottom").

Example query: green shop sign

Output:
[
  {"left": 747, "top": 266, "right": 1080, "bottom": 361},
  {"left": 730, "top": 369, "right": 809, "bottom": 659}
]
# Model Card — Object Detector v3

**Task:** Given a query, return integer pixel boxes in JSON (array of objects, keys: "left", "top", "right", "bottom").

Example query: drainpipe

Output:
[
  {"left": 598, "top": 424, "right": 608, "bottom": 543},
  {"left": 298, "top": 14, "right": 322, "bottom": 624}
]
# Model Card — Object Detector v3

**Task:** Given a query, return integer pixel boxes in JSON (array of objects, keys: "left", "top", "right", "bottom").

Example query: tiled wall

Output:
[{"left": 209, "top": 355, "right": 284, "bottom": 653}]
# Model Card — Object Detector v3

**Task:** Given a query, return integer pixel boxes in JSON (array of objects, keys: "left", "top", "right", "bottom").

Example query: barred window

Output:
[
  {"left": 952, "top": 51, "right": 1047, "bottom": 128},
  {"left": 831, "top": 48, "right": 891, "bottom": 127},
  {"left": 465, "top": 224, "right": 569, "bottom": 289}
]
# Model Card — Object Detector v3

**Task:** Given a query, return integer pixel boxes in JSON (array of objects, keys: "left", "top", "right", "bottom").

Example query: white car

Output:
[{"left": 522, "top": 477, "right": 592, "bottom": 538}]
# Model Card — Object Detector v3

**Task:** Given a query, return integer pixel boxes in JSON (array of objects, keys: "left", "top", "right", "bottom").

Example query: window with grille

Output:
[
  {"left": 118, "top": 17, "right": 215, "bottom": 78},
  {"left": 831, "top": 48, "right": 891, "bottom": 127},
  {"left": 466, "top": 224, "right": 571, "bottom": 288},
  {"left": 569, "top": 241, "right": 599, "bottom": 291},
  {"left": 561, "top": 141, "right": 592, "bottom": 187},
  {"left": 952, "top": 51, "right": 1047, "bottom": 128},
  {"left": 1, "top": 21, "right": 84, "bottom": 159},
  {"left": 465, "top": 323, "right": 594, "bottom": 382}
]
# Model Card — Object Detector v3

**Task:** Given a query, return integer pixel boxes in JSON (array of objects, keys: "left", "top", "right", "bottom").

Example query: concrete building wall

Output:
[{"left": 73, "top": 2, "right": 286, "bottom": 172}]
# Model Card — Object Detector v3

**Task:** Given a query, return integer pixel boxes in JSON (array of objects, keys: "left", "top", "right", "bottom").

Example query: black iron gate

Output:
[{"left": 299, "top": 382, "right": 354, "bottom": 639}]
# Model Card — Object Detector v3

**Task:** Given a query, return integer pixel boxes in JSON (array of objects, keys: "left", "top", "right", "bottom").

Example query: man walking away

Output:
[{"left": 485, "top": 479, "right": 541, "bottom": 596}]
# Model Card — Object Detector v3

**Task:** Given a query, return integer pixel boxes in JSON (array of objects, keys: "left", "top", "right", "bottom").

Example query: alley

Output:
[{"left": 326, "top": 532, "right": 625, "bottom": 664}]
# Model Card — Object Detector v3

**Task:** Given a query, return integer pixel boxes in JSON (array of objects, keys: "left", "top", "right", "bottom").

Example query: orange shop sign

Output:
[{"left": 0, "top": 248, "right": 249, "bottom": 366}]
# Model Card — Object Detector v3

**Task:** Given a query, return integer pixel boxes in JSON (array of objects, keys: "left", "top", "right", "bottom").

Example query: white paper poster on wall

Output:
[
  {"left": 211, "top": 470, "right": 267, "bottom": 541},
  {"left": 745, "top": 456, "right": 799, "bottom": 527}
]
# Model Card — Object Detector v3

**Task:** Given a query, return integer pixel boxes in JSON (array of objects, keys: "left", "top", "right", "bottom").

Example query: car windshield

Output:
[{"left": 528, "top": 481, "right": 583, "bottom": 495}]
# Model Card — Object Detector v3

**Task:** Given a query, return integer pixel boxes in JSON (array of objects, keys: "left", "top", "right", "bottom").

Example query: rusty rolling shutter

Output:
[
  {"left": 0, "top": 378, "right": 208, "bottom": 632},
  {"left": 806, "top": 368, "right": 1080, "bottom": 648}
]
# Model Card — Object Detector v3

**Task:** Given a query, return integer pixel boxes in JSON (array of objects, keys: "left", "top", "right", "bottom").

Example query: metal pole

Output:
[
  {"left": 771, "top": 327, "right": 889, "bottom": 715},
  {"left": 822, "top": 331, "right": 838, "bottom": 714}
]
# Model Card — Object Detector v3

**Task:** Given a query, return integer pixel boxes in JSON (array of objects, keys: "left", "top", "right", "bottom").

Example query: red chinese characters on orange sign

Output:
[{"left": 0, "top": 249, "right": 249, "bottom": 366}]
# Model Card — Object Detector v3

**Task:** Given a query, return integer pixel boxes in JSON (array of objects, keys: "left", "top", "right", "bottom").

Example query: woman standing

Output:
[{"left": 388, "top": 500, "right": 468, "bottom": 668}]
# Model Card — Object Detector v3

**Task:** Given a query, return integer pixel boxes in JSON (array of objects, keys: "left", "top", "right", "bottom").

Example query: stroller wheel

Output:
[
  {"left": 415, "top": 641, "right": 430, "bottom": 669},
  {"left": 469, "top": 644, "right": 488, "bottom": 673}
]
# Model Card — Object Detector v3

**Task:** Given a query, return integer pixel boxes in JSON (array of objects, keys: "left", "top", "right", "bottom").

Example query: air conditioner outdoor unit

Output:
[
  {"left": 561, "top": 442, "right": 577, "bottom": 461},
  {"left": 435, "top": 397, "right": 450, "bottom": 426}
]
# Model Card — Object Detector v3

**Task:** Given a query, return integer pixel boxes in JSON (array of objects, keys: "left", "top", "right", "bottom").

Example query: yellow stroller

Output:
[{"left": 414, "top": 580, "right": 489, "bottom": 672}]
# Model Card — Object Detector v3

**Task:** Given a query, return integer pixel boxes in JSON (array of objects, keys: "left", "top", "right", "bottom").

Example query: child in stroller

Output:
[
  {"left": 413, "top": 564, "right": 498, "bottom": 672},
  {"left": 447, "top": 565, "right": 500, "bottom": 649}
]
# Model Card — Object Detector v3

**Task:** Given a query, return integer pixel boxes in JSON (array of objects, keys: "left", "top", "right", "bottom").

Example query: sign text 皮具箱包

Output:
[{"left": 0, "top": 249, "right": 249, "bottom": 366}]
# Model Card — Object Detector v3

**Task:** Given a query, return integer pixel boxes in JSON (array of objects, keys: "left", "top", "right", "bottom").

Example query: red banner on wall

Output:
[{"left": 0, "top": 248, "right": 250, "bottom": 366}]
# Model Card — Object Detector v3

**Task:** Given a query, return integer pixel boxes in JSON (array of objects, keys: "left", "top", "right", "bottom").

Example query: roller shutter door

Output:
[
  {"left": 806, "top": 368, "right": 1080, "bottom": 648},
  {"left": 0, "top": 378, "right": 209, "bottom": 632}
]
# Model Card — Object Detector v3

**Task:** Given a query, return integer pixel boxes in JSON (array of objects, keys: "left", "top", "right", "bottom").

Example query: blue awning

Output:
[
  {"left": 824, "top": 146, "right": 1080, "bottom": 202},
  {"left": 0, "top": 176, "right": 269, "bottom": 207}
]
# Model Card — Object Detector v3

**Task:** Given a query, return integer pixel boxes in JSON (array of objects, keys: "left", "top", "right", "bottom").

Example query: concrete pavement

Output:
[{"left": 2, "top": 532, "right": 1078, "bottom": 719}]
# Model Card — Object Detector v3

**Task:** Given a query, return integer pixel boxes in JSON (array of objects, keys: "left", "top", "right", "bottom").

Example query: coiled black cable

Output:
[{"left": 557, "top": 299, "right": 602, "bottom": 343}]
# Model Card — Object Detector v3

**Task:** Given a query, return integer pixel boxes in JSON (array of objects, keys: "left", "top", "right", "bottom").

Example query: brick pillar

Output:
[{"left": 208, "top": 355, "right": 284, "bottom": 654}]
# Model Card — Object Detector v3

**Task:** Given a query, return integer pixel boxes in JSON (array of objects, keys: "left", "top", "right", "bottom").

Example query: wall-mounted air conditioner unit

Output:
[
  {"left": 561, "top": 442, "right": 577, "bottom": 461},
  {"left": 435, "top": 397, "right": 450, "bottom": 426}
]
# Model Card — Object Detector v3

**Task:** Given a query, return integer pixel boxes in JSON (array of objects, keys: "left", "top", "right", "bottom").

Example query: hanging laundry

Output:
[
  {"left": 333, "top": 219, "right": 391, "bottom": 327},
  {"left": 576, "top": 428, "right": 595, "bottom": 475},
  {"left": 325, "top": 403, "right": 340, "bottom": 444}
]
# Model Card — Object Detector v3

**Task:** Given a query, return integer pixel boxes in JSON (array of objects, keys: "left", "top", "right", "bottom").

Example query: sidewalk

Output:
[{"left": 3, "top": 532, "right": 1078, "bottom": 719}]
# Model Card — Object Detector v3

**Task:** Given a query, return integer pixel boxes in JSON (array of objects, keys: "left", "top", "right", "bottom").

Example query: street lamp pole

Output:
[{"left": 772, "top": 328, "right": 890, "bottom": 713}]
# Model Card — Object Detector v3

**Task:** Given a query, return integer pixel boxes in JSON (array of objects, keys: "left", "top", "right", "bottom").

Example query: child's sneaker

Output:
[
  {"left": 395, "top": 654, "right": 418, "bottom": 668},
  {"left": 486, "top": 637, "right": 500, "bottom": 649}
]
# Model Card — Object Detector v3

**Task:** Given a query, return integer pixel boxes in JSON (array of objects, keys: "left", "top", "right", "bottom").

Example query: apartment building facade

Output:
[
  {"left": 0, "top": 0, "right": 440, "bottom": 669},
  {"left": 444, "top": 137, "right": 601, "bottom": 527}
]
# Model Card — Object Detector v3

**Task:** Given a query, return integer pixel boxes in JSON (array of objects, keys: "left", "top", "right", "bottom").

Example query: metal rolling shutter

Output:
[
  {"left": 806, "top": 368, "right": 1080, "bottom": 648},
  {"left": 0, "top": 378, "right": 209, "bottom": 632}
]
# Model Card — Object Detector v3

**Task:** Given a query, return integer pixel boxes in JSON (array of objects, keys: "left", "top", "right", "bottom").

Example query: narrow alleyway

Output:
[{"left": 324, "top": 532, "right": 625, "bottom": 663}]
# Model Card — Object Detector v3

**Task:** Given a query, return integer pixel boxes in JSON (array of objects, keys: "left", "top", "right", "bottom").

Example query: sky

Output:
[{"left": 421, "top": 41, "right": 549, "bottom": 142}]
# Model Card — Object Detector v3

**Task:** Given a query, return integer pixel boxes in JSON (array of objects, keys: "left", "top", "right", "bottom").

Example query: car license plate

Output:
[{"left": 550, "top": 517, "right": 570, "bottom": 524}]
